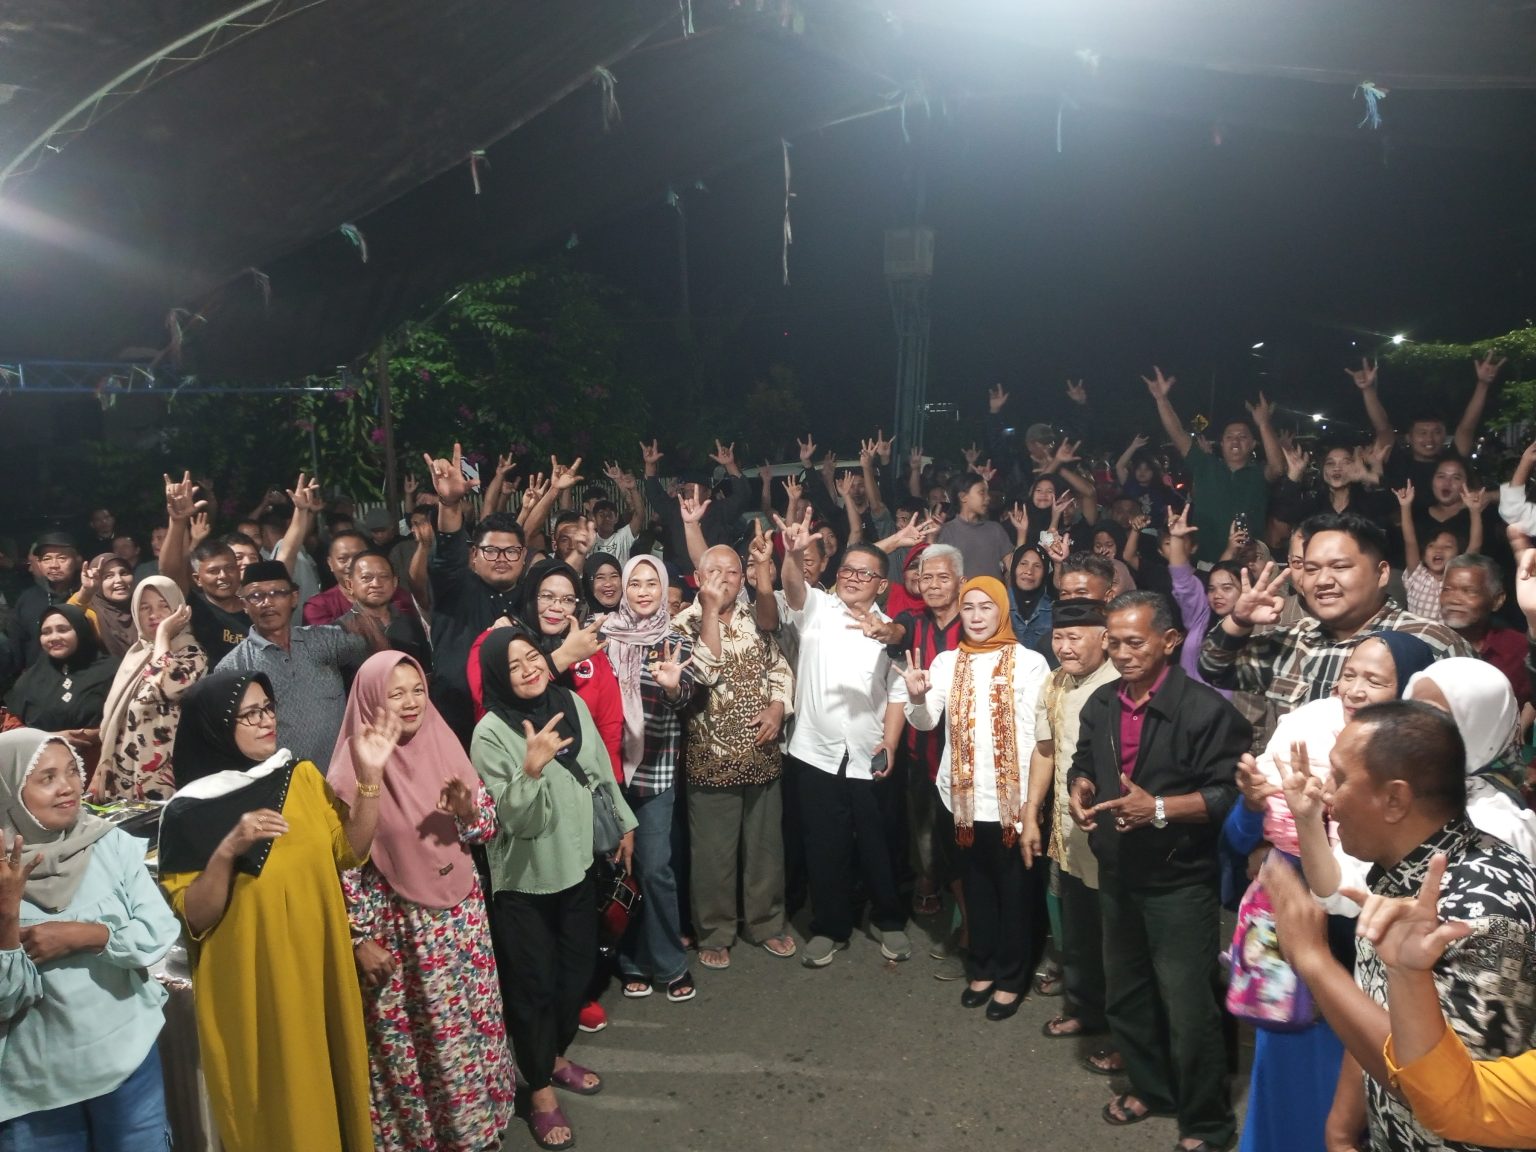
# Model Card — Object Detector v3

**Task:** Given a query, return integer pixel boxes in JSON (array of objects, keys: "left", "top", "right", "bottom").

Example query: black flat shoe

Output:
[
  {"left": 986, "top": 994, "right": 1023, "bottom": 1021},
  {"left": 960, "top": 985, "right": 993, "bottom": 1008}
]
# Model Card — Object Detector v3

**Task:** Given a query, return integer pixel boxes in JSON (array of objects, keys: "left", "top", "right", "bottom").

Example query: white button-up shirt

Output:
[{"left": 783, "top": 587, "right": 906, "bottom": 780}]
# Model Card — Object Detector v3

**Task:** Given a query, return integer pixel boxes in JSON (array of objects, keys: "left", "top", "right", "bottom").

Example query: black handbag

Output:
[{"left": 561, "top": 758, "right": 623, "bottom": 856}]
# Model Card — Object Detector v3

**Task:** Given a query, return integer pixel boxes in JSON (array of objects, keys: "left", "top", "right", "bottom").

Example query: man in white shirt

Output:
[{"left": 779, "top": 511, "right": 910, "bottom": 968}]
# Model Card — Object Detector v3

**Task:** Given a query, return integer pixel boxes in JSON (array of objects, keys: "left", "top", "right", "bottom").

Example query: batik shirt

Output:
[{"left": 1357, "top": 818, "right": 1536, "bottom": 1152}]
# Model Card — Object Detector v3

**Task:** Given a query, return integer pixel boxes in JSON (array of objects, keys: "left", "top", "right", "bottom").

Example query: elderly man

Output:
[
  {"left": 303, "top": 529, "right": 412, "bottom": 626},
  {"left": 1265, "top": 700, "right": 1536, "bottom": 1152},
  {"left": 216, "top": 560, "right": 382, "bottom": 766},
  {"left": 1201, "top": 511, "right": 1471, "bottom": 746},
  {"left": 1438, "top": 552, "right": 1531, "bottom": 707},
  {"left": 672, "top": 544, "right": 797, "bottom": 969},
  {"left": 339, "top": 551, "right": 432, "bottom": 674},
  {"left": 11, "top": 531, "right": 81, "bottom": 666},
  {"left": 1024, "top": 598, "right": 1120, "bottom": 1054},
  {"left": 1068, "top": 591, "right": 1250, "bottom": 1150}
]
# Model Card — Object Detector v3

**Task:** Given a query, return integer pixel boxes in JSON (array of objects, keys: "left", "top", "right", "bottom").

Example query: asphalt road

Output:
[{"left": 502, "top": 912, "right": 1251, "bottom": 1152}]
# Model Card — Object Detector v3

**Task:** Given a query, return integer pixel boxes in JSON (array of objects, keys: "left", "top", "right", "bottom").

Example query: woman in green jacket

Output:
[{"left": 471, "top": 626, "right": 635, "bottom": 1152}]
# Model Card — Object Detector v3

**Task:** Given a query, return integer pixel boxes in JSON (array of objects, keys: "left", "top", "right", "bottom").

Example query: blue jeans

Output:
[
  {"left": 0, "top": 1040, "right": 171, "bottom": 1152},
  {"left": 620, "top": 785, "right": 688, "bottom": 985}
]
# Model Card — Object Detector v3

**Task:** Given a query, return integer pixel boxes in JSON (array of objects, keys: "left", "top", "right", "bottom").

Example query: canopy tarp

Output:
[{"left": 2, "top": 0, "right": 1534, "bottom": 379}]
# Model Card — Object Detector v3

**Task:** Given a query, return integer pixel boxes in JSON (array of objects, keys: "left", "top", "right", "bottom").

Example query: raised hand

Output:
[
  {"left": 411, "top": 516, "right": 435, "bottom": 548},
  {"left": 551, "top": 456, "right": 584, "bottom": 491},
  {"left": 0, "top": 835, "right": 40, "bottom": 916},
  {"left": 188, "top": 511, "right": 212, "bottom": 547},
  {"left": 1245, "top": 390, "right": 1275, "bottom": 426},
  {"left": 1230, "top": 561, "right": 1290, "bottom": 628},
  {"left": 889, "top": 512, "right": 939, "bottom": 549},
  {"left": 1166, "top": 504, "right": 1197, "bottom": 538},
  {"left": 1065, "top": 378, "right": 1088, "bottom": 405},
  {"left": 901, "top": 648, "right": 931, "bottom": 700},
  {"left": 421, "top": 444, "right": 470, "bottom": 505},
  {"left": 747, "top": 519, "right": 774, "bottom": 573},
  {"left": 1046, "top": 534, "right": 1071, "bottom": 564},
  {"left": 163, "top": 470, "right": 208, "bottom": 521},
  {"left": 1278, "top": 741, "right": 1325, "bottom": 823},
  {"left": 781, "top": 473, "right": 803, "bottom": 508},
  {"left": 819, "top": 450, "right": 837, "bottom": 482},
  {"left": 1127, "top": 513, "right": 1151, "bottom": 533},
  {"left": 649, "top": 639, "right": 693, "bottom": 695},
  {"left": 796, "top": 433, "right": 817, "bottom": 465},
  {"left": 988, "top": 383, "right": 1009, "bottom": 413},
  {"left": 1052, "top": 439, "right": 1082, "bottom": 470},
  {"left": 1345, "top": 358, "right": 1378, "bottom": 391},
  {"left": 402, "top": 473, "right": 420, "bottom": 502},
  {"left": 1282, "top": 441, "right": 1311, "bottom": 482},
  {"left": 288, "top": 472, "right": 323, "bottom": 514},
  {"left": 1474, "top": 351, "right": 1507, "bottom": 386},
  {"left": 871, "top": 428, "right": 893, "bottom": 463},
  {"left": 437, "top": 777, "right": 476, "bottom": 823},
  {"left": 350, "top": 709, "right": 404, "bottom": 788},
  {"left": 1461, "top": 486, "right": 1490, "bottom": 514},
  {"left": 1393, "top": 481, "right": 1415, "bottom": 508},
  {"left": 497, "top": 452, "right": 516, "bottom": 480},
  {"left": 522, "top": 714, "right": 574, "bottom": 778},
  {"left": 639, "top": 440, "right": 664, "bottom": 473},
  {"left": 1007, "top": 503, "right": 1030, "bottom": 533},
  {"left": 1126, "top": 432, "right": 1150, "bottom": 453},
  {"left": 677, "top": 491, "right": 711, "bottom": 524},
  {"left": 696, "top": 567, "right": 731, "bottom": 611},
  {"left": 521, "top": 472, "right": 549, "bottom": 509},
  {"left": 976, "top": 459, "right": 999, "bottom": 485},
  {"left": 1346, "top": 853, "right": 1473, "bottom": 971},
  {"left": 1050, "top": 491, "right": 1076, "bottom": 525},
  {"left": 909, "top": 444, "right": 925, "bottom": 470},
  {"left": 154, "top": 604, "right": 192, "bottom": 651},
  {"left": 76, "top": 557, "right": 101, "bottom": 601},
  {"left": 859, "top": 438, "right": 877, "bottom": 464},
  {"left": 1236, "top": 753, "right": 1279, "bottom": 812},
  {"left": 603, "top": 460, "right": 625, "bottom": 485},
  {"left": 773, "top": 505, "right": 816, "bottom": 555},
  {"left": 962, "top": 442, "right": 981, "bottom": 469},
  {"left": 557, "top": 614, "right": 608, "bottom": 665},
  {"left": 709, "top": 439, "right": 738, "bottom": 471},
  {"left": 1142, "top": 366, "right": 1176, "bottom": 400}
]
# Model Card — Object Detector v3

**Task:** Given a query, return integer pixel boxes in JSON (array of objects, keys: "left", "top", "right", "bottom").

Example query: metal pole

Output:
[{"left": 378, "top": 340, "right": 398, "bottom": 515}]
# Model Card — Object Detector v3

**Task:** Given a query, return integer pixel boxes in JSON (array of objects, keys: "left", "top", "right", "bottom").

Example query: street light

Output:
[
  {"left": 1251, "top": 341, "right": 1265, "bottom": 350},
  {"left": 1391, "top": 333, "right": 1407, "bottom": 345}
]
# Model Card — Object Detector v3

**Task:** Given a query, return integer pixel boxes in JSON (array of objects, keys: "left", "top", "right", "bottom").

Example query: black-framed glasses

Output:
[
  {"left": 475, "top": 545, "right": 526, "bottom": 562},
  {"left": 837, "top": 566, "right": 882, "bottom": 585},
  {"left": 241, "top": 588, "right": 294, "bottom": 605},
  {"left": 235, "top": 701, "right": 276, "bottom": 727}
]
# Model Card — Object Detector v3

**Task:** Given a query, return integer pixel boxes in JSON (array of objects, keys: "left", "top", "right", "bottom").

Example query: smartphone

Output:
[
  {"left": 870, "top": 748, "right": 889, "bottom": 778},
  {"left": 1234, "top": 512, "right": 1250, "bottom": 536}
]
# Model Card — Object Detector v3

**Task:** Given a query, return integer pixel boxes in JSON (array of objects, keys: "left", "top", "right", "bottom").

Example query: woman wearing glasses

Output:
[{"left": 157, "top": 670, "right": 400, "bottom": 1152}]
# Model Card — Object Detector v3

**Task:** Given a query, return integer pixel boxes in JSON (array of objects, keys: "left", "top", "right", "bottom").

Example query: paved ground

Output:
[{"left": 502, "top": 911, "right": 1250, "bottom": 1152}]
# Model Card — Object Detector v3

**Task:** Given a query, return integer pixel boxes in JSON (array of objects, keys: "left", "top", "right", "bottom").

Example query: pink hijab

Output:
[{"left": 330, "top": 652, "right": 480, "bottom": 909}]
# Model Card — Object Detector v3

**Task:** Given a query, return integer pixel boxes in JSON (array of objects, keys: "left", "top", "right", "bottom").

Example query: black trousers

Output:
[
  {"left": 1057, "top": 868, "right": 1107, "bottom": 1030},
  {"left": 792, "top": 754, "right": 905, "bottom": 942},
  {"left": 493, "top": 873, "right": 597, "bottom": 1093}
]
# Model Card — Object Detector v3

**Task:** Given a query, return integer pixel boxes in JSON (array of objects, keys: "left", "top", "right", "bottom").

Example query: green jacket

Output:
[{"left": 471, "top": 696, "right": 637, "bottom": 895}]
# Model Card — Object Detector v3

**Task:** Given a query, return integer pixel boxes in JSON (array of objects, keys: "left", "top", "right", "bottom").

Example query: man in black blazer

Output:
[{"left": 1067, "top": 590, "right": 1250, "bottom": 1152}]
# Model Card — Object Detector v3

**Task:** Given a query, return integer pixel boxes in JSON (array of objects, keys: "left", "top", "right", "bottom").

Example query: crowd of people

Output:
[{"left": 3, "top": 358, "right": 1536, "bottom": 1151}]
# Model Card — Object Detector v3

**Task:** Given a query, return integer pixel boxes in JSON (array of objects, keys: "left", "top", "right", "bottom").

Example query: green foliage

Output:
[{"left": 1382, "top": 324, "right": 1536, "bottom": 430}]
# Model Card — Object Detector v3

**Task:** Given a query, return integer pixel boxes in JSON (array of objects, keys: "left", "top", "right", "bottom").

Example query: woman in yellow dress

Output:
[{"left": 157, "top": 669, "right": 400, "bottom": 1152}]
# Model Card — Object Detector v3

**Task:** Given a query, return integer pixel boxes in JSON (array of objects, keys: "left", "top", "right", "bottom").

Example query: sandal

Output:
[
  {"left": 698, "top": 947, "right": 730, "bottom": 970},
  {"left": 1034, "top": 968, "right": 1065, "bottom": 997},
  {"left": 1102, "top": 1093, "right": 1153, "bottom": 1127},
  {"left": 1082, "top": 1048, "right": 1126, "bottom": 1076},
  {"left": 912, "top": 891, "right": 942, "bottom": 916},
  {"left": 621, "top": 980, "right": 652, "bottom": 999},
  {"left": 1042, "top": 1014, "right": 1103, "bottom": 1039},
  {"left": 666, "top": 971, "right": 697, "bottom": 1002},
  {"left": 551, "top": 1062, "right": 602, "bottom": 1096},
  {"left": 528, "top": 1105, "right": 576, "bottom": 1150},
  {"left": 760, "top": 934, "right": 797, "bottom": 958}
]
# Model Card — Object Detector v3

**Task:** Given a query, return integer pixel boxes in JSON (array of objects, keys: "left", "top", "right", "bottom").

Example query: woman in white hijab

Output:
[{"left": 1405, "top": 657, "right": 1536, "bottom": 864}]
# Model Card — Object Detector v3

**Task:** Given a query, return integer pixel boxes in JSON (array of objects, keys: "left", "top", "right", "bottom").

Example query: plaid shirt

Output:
[
  {"left": 621, "top": 631, "right": 697, "bottom": 798},
  {"left": 1199, "top": 601, "right": 1473, "bottom": 746}
]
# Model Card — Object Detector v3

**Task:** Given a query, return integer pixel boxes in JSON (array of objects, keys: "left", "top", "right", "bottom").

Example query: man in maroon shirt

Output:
[
  {"left": 1440, "top": 554, "right": 1531, "bottom": 708},
  {"left": 304, "top": 530, "right": 415, "bottom": 626}
]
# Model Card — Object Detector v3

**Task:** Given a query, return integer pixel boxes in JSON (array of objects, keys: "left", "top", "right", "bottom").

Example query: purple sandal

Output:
[
  {"left": 528, "top": 1105, "right": 576, "bottom": 1150},
  {"left": 551, "top": 1062, "right": 603, "bottom": 1096}
]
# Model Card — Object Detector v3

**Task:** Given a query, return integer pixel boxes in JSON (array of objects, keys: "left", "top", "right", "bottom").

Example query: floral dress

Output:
[
  {"left": 102, "top": 644, "right": 206, "bottom": 799},
  {"left": 341, "top": 785, "right": 516, "bottom": 1152}
]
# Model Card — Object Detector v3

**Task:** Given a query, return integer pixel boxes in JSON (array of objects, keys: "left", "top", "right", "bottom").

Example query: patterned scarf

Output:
[
  {"left": 948, "top": 648, "right": 1020, "bottom": 848},
  {"left": 599, "top": 555, "right": 671, "bottom": 776}
]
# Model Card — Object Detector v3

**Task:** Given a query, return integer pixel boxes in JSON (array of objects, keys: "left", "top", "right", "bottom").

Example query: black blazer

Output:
[{"left": 1066, "top": 665, "right": 1250, "bottom": 889}]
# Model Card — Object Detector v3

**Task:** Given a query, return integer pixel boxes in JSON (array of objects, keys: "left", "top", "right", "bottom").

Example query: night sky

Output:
[{"left": 576, "top": 87, "right": 1536, "bottom": 453}]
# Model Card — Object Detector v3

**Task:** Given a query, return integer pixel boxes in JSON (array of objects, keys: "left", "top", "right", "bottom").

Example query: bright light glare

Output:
[
  {"left": 1311, "top": 413, "right": 1326, "bottom": 422},
  {"left": 1251, "top": 341, "right": 1265, "bottom": 350},
  {"left": 1391, "top": 333, "right": 1406, "bottom": 345}
]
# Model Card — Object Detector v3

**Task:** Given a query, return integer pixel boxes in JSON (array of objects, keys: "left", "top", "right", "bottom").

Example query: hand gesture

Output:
[
  {"left": 496, "top": 452, "right": 516, "bottom": 480},
  {"left": 1236, "top": 753, "right": 1279, "bottom": 812},
  {"left": 845, "top": 602, "right": 901, "bottom": 645},
  {"left": 77, "top": 557, "right": 100, "bottom": 601},
  {"left": 834, "top": 470, "right": 856, "bottom": 504},
  {"left": 219, "top": 808, "right": 289, "bottom": 858},
  {"left": 1362, "top": 441, "right": 1389, "bottom": 481},
  {"left": 1282, "top": 441, "right": 1311, "bottom": 483},
  {"left": 354, "top": 938, "right": 398, "bottom": 989},
  {"left": 154, "top": 604, "right": 192, "bottom": 649},
  {"left": 1345, "top": 358, "right": 1378, "bottom": 391},
  {"left": 603, "top": 460, "right": 625, "bottom": 486},
  {"left": 522, "top": 714, "right": 574, "bottom": 778},
  {"left": 288, "top": 472, "right": 323, "bottom": 514},
  {"left": 819, "top": 450, "right": 837, "bottom": 482},
  {"left": 909, "top": 444, "right": 925, "bottom": 470},
  {"left": 858, "top": 438, "right": 877, "bottom": 464},
  {"left": 163, "top": 470, "right": 209, "bottom": 522},
  {"left": 900, "top": 648, "right": 931, "bottom": 700},
  {"left": 962, "top": 442, "right": 981, "bottom": 469},
  {"left": 1065, "top": 378, "right": 1088, "bottom": 405},
  {"left": 773, "top": 506, "right": 816, "bottom": 555},
  {"left": 1228, "top": 517, "right": 1251, "bottom": 550},
  {"left": 696, "top": 567, "right": 730, "bottom": 611},
  {"left": 1166, "top": 504, "right": 1197, "bottom": 538},
  {"left": 521, "top": 472, "right": 549, "bottom": 510},
  {"left": 749, "top": 702, "right": 786, "bottom": 747},
  {"left": 1461, "top": 486, "right": 1489, "bottom": 515},
  {"left": 1127, "top": 513, "right": 1151, "bottom": 533},
  {"left": 1474, "top": 351, "right": 1507, "bottom": 387},
  {"left": 1142, "top": 366, "right": 1176, "bottom": 401},
  {"left": 1068, "top": 777, "right": 1098, "bottom": 831},
  {"left": 677, "top": 491, "right": 711, "bottom": 524},
  {"left": 411, "top": 517, "right": 435, "bottom": 548},
  {"left": 349, "top": 709, "right": 404, "bottom": 788},
  {"left": 188, "top": 511, "right": 212, "bottom": 547},
  {"left": 421, "top": 444, "right": 470, "bottom": 505},
  {"left": 988, "top": 383, "right": 1009, "bottom": 413},
  {"left": 615, "top": 468, "right": 638, "bottom": 494},
  {"left": 1007, "top": 503, "right": 1030, "bottom": 533},
  {"left": 1278, "top": 741, "right": 1326, "bottom": 823},
  {"left": 893, "top": 512, "right": 939, "bottom": 550},
  {"left": 709, "top": 439, "right": 738, "bottom": 471},
  {"left": 1126, "top": 432, "right": 1150, "bottom": 453},
  {"left": 781, "top": 473, "right": 803, "bottom": 508},
  {"left": 1052, "top": 438, "right": 1082, "bottom": 470},
  {"left": 437, "top": 777, "right": 476, "bottom": 823},
  {"left": 1091, "top": 773, "right": 1156, "bottom": 832},
  {"left": 1230, "top": 561, "right": 1290, "bottom": 628},
  {"left": 1051, "top": 491, "right": 1076, "bottom": 526},
  {"left": 1046, "top": 534, "right": 1071, "bottom": 564},
  {"left": 1194, "top": 432, "right": 1213, "bottom": 455},
  {"left": 639, "top": 440, "right": 664, "bottom": 472},
  {"left": 1393, "top": 481, "right": 1415, "bottom": 509},
  {"left": 746, "top": 518, "right": 774, "bottom": 567},
  {"left": 1347, "top": 853, "right": 1473, "bottom": 972},
  {"left": 648, "top": 639, "right": 693, "bottom": 695},
  {"left": 1245, "top": 391, "right": 1275, "bottom": 426},
  {"left": 0, "top": 835, "right": 40, "bottom": 917},
  {"left": 871, "top": 428, "right": 893, "bottom": 463},
  {"left": 557, "top": 614, "right": 608, "bottom": 665},
  {"left": 976, "top": 459, "right": 999, "bottom": 485},
  {"left": 796, "top": 433, "right": 817, "bottom": 465},
  {"left": 550, "top": 456, "right": 584, "bottom": 492}
]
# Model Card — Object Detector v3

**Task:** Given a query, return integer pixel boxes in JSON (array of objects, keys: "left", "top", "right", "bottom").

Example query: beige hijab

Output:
[{"left": 97, "top": 577, "right": 200, "bottom": 785}]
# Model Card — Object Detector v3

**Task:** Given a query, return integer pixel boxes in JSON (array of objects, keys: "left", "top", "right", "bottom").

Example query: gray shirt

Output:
[
  {"left": 216, "top": 625, "right": 368, "bottom": 769},
  {"left": 935, "top": 516, "right": 1014, "bottom": 582}
]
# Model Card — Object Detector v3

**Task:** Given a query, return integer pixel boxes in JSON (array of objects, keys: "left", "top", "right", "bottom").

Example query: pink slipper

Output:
[
  {"left": 528, "top": 1105, "right": 576, "bottom": 1150},
  {"left": 551, "top": 1062, "right": 603, "bottom": 1096}
]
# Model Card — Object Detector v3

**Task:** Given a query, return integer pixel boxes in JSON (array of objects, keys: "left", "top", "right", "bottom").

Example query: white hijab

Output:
[{"left": 1405, "top": 658, "right": 1521, "bottom": 774}]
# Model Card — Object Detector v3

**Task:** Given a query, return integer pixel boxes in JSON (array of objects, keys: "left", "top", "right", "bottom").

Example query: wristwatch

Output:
[{"left": 1152, "top": 796, "right": 1168, "bottom": 829}]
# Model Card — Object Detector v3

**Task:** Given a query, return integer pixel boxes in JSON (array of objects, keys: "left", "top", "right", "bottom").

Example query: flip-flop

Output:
[
  {"left": 698, "top": 948, "right": 730, "bottom": 970},
  {"left": 1042, "top": 1014, "right": 1104, "bottom": 1039},
  {"left": 621, "top": 980, "right": 652, "bottom": 999},
  {"left": 912, "top": 892, "right": 941, "bottom": 916},
  {"left": 1082, "top": 1049, "right": 1126, "bottom": 1076},
  {"left": 528, "top": 1105, "right": 576, "bottom": 1150},
  {"left": 1102, "top": 1093, "right": 1153, "bottom": 1127},
  {"left": 760, "top": 934, "right": 797, "bottom": 958},
  {"left": 1034, "top": 969, "right": 1065, "bottom": 997},
  {"left": 551, "top": 1062, "right": 603, "bottom": 1096}
]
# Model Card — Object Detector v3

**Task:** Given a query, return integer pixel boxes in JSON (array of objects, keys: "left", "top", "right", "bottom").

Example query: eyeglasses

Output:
[
  {"left": 475, "top": 545, "right": 526, "bottom": 562},
  {"left": 536, "top": 592, "right": 580, "bottom": 608},
  {"left": 241, "top": 588, "right": 294, "bottom": 605},
  {"left": 235, "top": 701, "right": 276, "bottom": 727},
  {"left": 837, "top": 566, "right": 882, "bottom": 585}
]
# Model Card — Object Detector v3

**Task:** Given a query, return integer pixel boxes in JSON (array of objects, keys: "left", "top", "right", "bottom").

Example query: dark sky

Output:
[{"left": 576, "top": 88, "right": 1536, "bottom": 453}]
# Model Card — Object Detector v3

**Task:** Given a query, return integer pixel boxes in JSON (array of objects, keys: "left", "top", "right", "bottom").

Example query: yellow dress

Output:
[{"left": 160, "top": 761, "right": 374, "bottom": 1152}]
